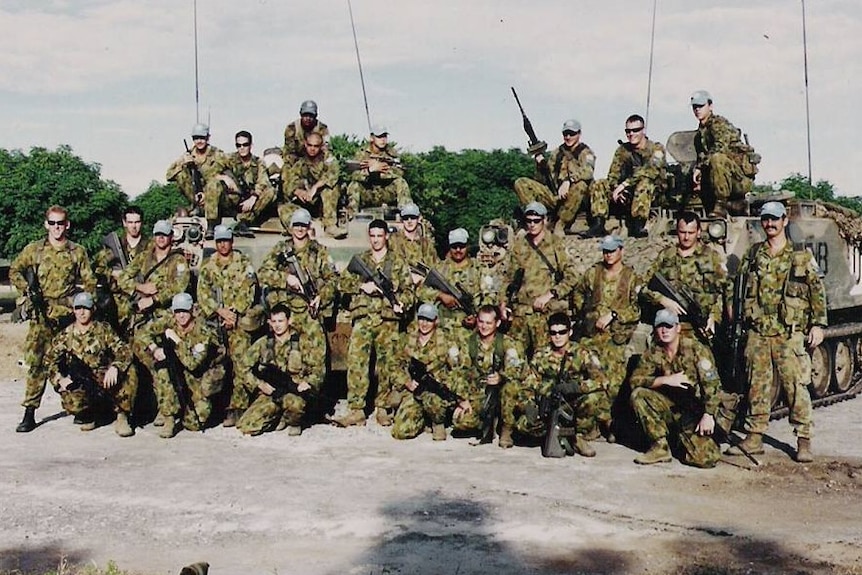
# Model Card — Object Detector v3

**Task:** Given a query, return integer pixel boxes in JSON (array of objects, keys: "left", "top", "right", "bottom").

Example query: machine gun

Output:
[
  {"left": 251, "top": 361, "right": 318, "bottom": 402},
  {"left": 511, "top": 87, "right": 555, "bottom": 190},
  {"left": 155, "top": 335, "right": 203, "bottom": 431},
  {"left": 346, "top": 255, "right": 400, "bottom": 311},
  {"left": 413, "top": 263, "right": 476, "bottom": 317},
  {"left": 408, "top": 358, "right": 464, "bottom": 404},
  {"left": 647, "top": 272, "right": 712, "bottom": 343},
  {"left": 183, "top": 139, "right": 206, "bottom": 211},
  {"left": 277, "top": 248, "right": 320, "bottom": 317},
  {"left": 57, "top": 353, "right": 110, "bottom": 401},
  {"left": 23, "top": 266, "right": 48, "bottom": 324}
]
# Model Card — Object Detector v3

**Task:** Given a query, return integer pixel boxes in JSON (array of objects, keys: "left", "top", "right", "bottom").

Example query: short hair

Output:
[
  {"left": 235, "top": 130, "right": 252, "bottom": 143},
  {"left": 476, "top": 304, "right": 500, "bottom": 320},
  {"left": 45, "top": 205, "right": 67, "bottom": 219},
  {"left": 123, "top": 206, "right": 143, "bottom": 220},
  {"left": 676, "top": 210, "right": 701, "bottom": 227},
  {"left": 547, "top": 312, "right": 570, "bottom": 329},
  {"left": 305, "top": 132, "right": 323, "bottom": 144},
  {"left": 626, "top": 114, "right": 645, "bottom": 126},
  {"left": 368, "top": 219, "right": 388, "bottom": 233},
  {"left": 269, "top": 303, "right": 291, "bottom": 318}
]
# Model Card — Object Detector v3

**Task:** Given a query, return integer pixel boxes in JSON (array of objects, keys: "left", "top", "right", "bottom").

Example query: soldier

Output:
[
  {"left": 332, "top": 219, "right": 414, "bottom": 427},
  {"left": 501, "top": 201, "right": 577, "bottom": 357},
  {"left": 345, "top": 124, "right": 412, "bottom": 218},
  {"left": 165, "top": 123, "right": 230, "bottom": 233},
  {"left": 570, "top": 235, "right": 641, "bottom": 439},
  {"left": 196, "top": 225, "right": 258, "bottom": 427},
  {"left": 11, "top": 205, "right": 96, "bottom": 433},
  {"left": 390, "top": 303, "right": 471, "bottom": 441},
  {"left": 453, "top": 305, "right": 525, "bottom": 447},
  {"left": 137, "top": 293, "right": 226, "bottom": 438},
  {"left": 421, "top": 227, "right": 481, "bottom": 339},
  {"left": 278, "top": 132, "right": 345, "bottom": 239},
  {"left": 584, "top": 114, "right": 667, "bottom": 238},
  {"left": 45, "top": 292, "right": 136, "bottom": 436},
  {"left": 690, "top": 90, "right": 759, "bottom": 217},
  {"left": 283, "top": 99, "right": 330, "bottom": 167},
  {"left": 389, "top": 203, "right": 438, "bottom": 270},
  {"left": 221, "top": 130, "right": 277, "bottom": 235},
  {"left": 629, "top": 310, "right": 722, "bottom": 467},
  {"left": 236, "top": 304, "right": 326, "bottom": 436},
  {"left": 725, "top": 201, "right": 826, "bottom": 463},
  {"left": 642, "top": 211, "right": 727, "bottom": 338},
  {"left": 503, "top": 313, "right": 610, "bottom": 456},
  {"left": 513, "top": 119, "right": 596, "bottom": 234}
]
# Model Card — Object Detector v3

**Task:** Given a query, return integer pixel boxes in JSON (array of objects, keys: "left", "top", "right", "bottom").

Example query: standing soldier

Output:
[
  {"left": 332, "top": 219, "right": 414, "bottom": 427},
  {"left": 388, "top": 203, "right": 438, "bottom": 268},
  {"left": 283, "top": 99, "right": 330, "bottom": 167},
  {"left": 236, "top": 304, "right": 326, "bottom": 437},
  {"left": 584, "top": 114, "right": 667, "bottom": 238},
  {"left": 278, "top": 132, "right": 344, "bottom": 239},
  {"left": 421, "top": 228, "right": 480, "bottom": 340},
  {"left": 11, "top": 205, "right": 96, "bottom": 433},
  {"left": 570, "top": 235, "right": 641, "bottom": 439},
  {"left": 137, "top": 293, "right": 226, "bottom": 438},
  {"left": 221, "top": 130, "right": 277, "bottom": 236},
  {"left": 630, "top": 310, "right": 722, "bottom": 467},
  {"left": 690, "top": 90, "right": 760, "bottom": 217},
  {"left": 345, "top": 124, "right": 412, "bottom": 218},
  {"left": 196, "top": 225, "right": 258, "bottom": 427},
  {"left": 46, "top": 292, "right": 136, "bottom": 437},
  {"left": 513, "top": 119, "right": 596, "bottom": 234},
  {"left": 725, "top": 201, "right": 826, "bottom": 462},
  {"left": 501, "top": 202, "right": 577, "bottom": 357},
  {"left": 165, "top": 123, "right": 229, "bottom": 233}
]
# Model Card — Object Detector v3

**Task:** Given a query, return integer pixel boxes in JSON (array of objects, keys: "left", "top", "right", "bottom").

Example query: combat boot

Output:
[
  {"left": 114, "top": 412, "right": 135, "bottom": 437},
  {"left": 724, "top": 432, "right": 764, "bottom": 456},
  {"left": 331, "top": 409, "right": 366, "bottom": 427},
  {"left": 573, "top": 435, "right": 597, "bottom": 458},
  {"left": 795, "top": 437, "right": 814, "bottom": 463},
  {"left": 634, "top": 438, "right": 672, "bottom": 465},
  {"left": 579, "top": 216, "right": 606, "bottom": 239},
  {"left": 275, "top": 412, "right": 290, "bottom": 432},
  {"left": 375, "top": 407, "right": 393, "bottom": 427},
  {"left": 431, "top": 423, "right": 447, "bottom": 441},
  {"left": 16, "top": 407, "right": 36, "bottom": 433},
  {"left": 153, "top": 411, "right": 166, "bottom": 427},
  {"left": 205, "top": 220, "right": 218, "bottom": 240},
  {"left": 498, "top": 425, "right": 514, "bottom": 449},
  {"left": 627, "top": 218, "right": 649, "bottom": 238},
  {"left": 287, "top": 425, "right": 303, "bottom": 437},
  {"left": 222, "top": 409, "right": 240, "bottom": 428},
  {"left": 325, "top": 225, "right": 348, "bottom": 240},
  {"left": 232, "top": 221, "right": 254, "bottom": 238},
  {"left": 78, "top": 410, "right": 96, "bottom": 432},
  {"left": 159, "top": 416, "right": 177, "bottom": 439}
]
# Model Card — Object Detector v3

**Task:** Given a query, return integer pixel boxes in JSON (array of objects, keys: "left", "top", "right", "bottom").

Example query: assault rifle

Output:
[
  {"left": 727, "top": 270, "right": 749, "bottom": 391},
  {"left": 538, "top": 380, "right": 580, "bottom": 458},
  {"left": 251, "top": 361, "right": 318, "bottom": 402},
  {"left": 208, "top": 286, "right": 228, "bottom": 345},
  {"left": 23, "top": 266, "right": 48, "bottom": 324},
  {"left": 156, "top": 335, "right": 202, "bottom": 430},
  {"left": 224, "top": 169, "right": 253, "bottom": 202},
  {"left": 344, "top": 155, "right": 402, "bottom": 174},
  {"left": 477, "top": 352, "right": 503, "bottom": 445},
  {"left": 346, "top": 255, "right": 400, "bottom": 311},
  {"left": 58, "top": 353, "right": 110, "bottom": 401},
  {"left": 277, "top": 248, "right": 320, "bottom": 317},
  {"left": 102, "top": 232, "right": 129, "bottom": 271},
  {"left": 183, "top": 139, "right": 206, "bottom": 211},
  {"left": 511, "top": 87, "right": 555, "bottom": 190},
  {"left": 413, "top": 262, "right": 476, "bottom": 317},
  {"left": 408, "top": 358, "right": 464, "bottom": 404},
  {"left": 648, "top": 272, "right": 711, "bottom": 343},
  {"left": 505, "top": 268, "right": 525, "bottom": 304}
]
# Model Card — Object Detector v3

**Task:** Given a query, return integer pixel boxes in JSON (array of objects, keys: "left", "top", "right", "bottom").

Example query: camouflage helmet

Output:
[
  {"left": 191, "top": 123, "right": 210, "bottom": 138},
  {"left": 299, "top": 100, "right": 318, "bottom": 116}
]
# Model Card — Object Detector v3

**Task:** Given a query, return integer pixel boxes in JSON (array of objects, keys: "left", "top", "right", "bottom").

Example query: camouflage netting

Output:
[{"left": 815, "top": 201, "right": 862, "bottom": 244}]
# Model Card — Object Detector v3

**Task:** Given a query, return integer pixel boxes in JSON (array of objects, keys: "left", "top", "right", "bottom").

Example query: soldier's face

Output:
[
  {"left": 655, "top": 323, "right": 680, "bottom": 345},
  {"left": 173, "top": 310, "right": 193, "bottom": 329},
  {"left": 371, "top": 134, "right": 388, "bottom": 148},
  {"left": 123, "top": 214, "right": 142, "bottom": 238},
  {"left": 291, "top": 222, "right": 310, "bottom": 241},
  {"left": 602, "top": 247, "right": 622, "bottom": 266},
  {"left": 74, "top": 306, "right": 93, "bottom": 325},
  {"left": 624, "top": 121, "right": 645, "bottom": 146},
  {"left": 548, "top": 323, "right": 570, "bottom": 349},
  {"left": 562, "top": 130, "right": 580, "bottom": 147},
  {"left": 368, "top": 227, "right": 388, "bottom": 251},
  {"left": 192, "top": 135, "right": 209, "bottom": 151},
  {"left": 304, "top": 137, "right": 323, "bottom": 158},
  {"left": 761, "top": 214, "right": 786, "bottom": 238},
  {"left": 235, "top": 138, "right": 252, "bottom": 159},
  {"left": 676, "top": 220, "right": 700, "bottom": 250},
  {"left": 524, "top": 214, "right": 545, "bottom": 237},
  {"left": 268, "top": 312, "right": 290, "bottom": 337},
  {"left": 417, "top": 317, "right": 437, "bottom": 336},
  {"left": 692, "top": 103, "right": 712, "bottom": 123},
  {"left": 448, "top": 243, "right": 467, "bottom": 263},
  {"left": 154, "top": 233, "right": 173, "bottom": 249},
  {"left": 45, "top": 212, "right": 69, "bottom": 240},
  {"left": 300, "top": 114, "right": 316, "bottom": 129},
  {"left": 215, "top": 239, "right": 233, "bottom": 257},
  {"left": 476, "top": 311, "right": 500, "bottom": 338},
  {"left": 402, "top": 215, "right": 419, "bottom": 233}
]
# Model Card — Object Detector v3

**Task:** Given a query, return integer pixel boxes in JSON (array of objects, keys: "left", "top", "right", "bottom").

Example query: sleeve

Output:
[
  {"left": 629, "top": 350, "right": 658, "bottom": 389},
  {"left": 9, "top": 243, "right": 36, "bottom": 294},
  {"left": 299, "top": 330, "right": 327, "bottom": 390},
  {"left": 606, "top": 146, "right": 627, "bottom": 187},
  {"left": 195, "top": 262, "right": 218, "bottom": 319},
  {"left": 567, "top": 146, "right": 596, "bottom": 184},
  {"left": 105, "top": 326, "right": 133, "bottom": 373}
]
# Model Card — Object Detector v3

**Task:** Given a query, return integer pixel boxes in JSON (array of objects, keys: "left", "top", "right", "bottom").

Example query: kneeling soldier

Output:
[{"left": 46, "top": 292, "right": 136, "bottom": 436}]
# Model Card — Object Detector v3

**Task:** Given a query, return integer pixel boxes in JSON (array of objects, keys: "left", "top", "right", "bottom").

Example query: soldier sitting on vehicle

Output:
[
  {"left": 219, "top": 130, "right": 277, "bottom": 236},
  {"left": 345, "top": 124, "right": 412, "bottom": 219}
]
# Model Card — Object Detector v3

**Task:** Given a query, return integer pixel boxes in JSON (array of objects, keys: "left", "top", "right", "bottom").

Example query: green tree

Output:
[
  {"left": 130, "top": 181, "right": 188, "bottom": 231},
  {"left": 0, "top": 146, "right": 128, "bottom": 257},
  {"left": 755, "top": 173, "right": 861, "bottom": 213}
]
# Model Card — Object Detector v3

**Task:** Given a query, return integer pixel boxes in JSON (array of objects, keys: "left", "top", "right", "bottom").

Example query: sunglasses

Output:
[
  {"left": 73, "top": 305, "right": 92, "bottom": 310},
  {"left": 47, "top": 220, "right": 67, "bottom": 226},
  {"left": 549, "top": 328, "right": 569, "bottom": 336},
  {"left": 450, "top": 243, "right": 467, "bottom": 249},
  {"left": 760, "top": 215, "right": 782, "bottom": 222},
  {"left": 235, "top": 141, "right": 251, "bottom": 148},
  {"left": 192, "top": 135, "right": 207, "bottom": 141},
  {"left": 562, "top": 130, "right": 580, "bottom": 137},
  {"left": 401, "top": 215, "right": 419, "bottom": 221},
  {"left": 525, "top": 217, "right": 544, "bottom": 224},
  {"left": 624, "top": 126, "right": 644, "bottom": 134}
]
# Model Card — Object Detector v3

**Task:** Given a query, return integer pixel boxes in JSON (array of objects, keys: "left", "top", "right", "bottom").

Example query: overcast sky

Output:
[{"left": 0, "top": 1, "right": 859, "bottom": 199}]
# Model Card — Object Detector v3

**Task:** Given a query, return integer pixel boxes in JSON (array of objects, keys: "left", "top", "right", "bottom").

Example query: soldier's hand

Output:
[
  {"left": 596, "top": 312, "right": 615, "bottom": 331},
  {"left": 165, "top": 328, "right": 180, "bottom": 344},
  {"left": 438, "top": 292, "right": 459, "bottom": 309},
  {"left": 405, "top": 379, "right": 419, "bottom": 393},
  {"left": 58, "top": 376, "right": 73, "bottom": 391},
  {"left": 393, "top": 302, "right": 405, "bottom": 315},
  {"left": 659, "top": 297, "right": 686, "bottom": 317},
  {"left": 461, "top": 314, "right": 477, "bottom": 330},
  {"left": 692, "top": 168, "right": 702, "bottom": 190},
  {"left": 533, "top": 291, "right": 554, "bottom": 312},
  {"left": 807, "top": 326, "right": 825, "bottom": 349},
  {"left": 557, "top": 180, "right": 571, "bottom": 200},
  {"left": 695, "top": 413, "right": 715, "bottom": 436},
  {"left": 153, "top": 347, "right": 167, "bottom": 362},
  {"left": 360, "top": 281, "right": 380, "bottom": 295},
  {"left": 137, "top": 296, "right": 155, "bottom": 312},
  {"left": 296, "top": 381, "right": 311, "bottom": 393},
  {"left": 286, "top": 274, "right": 303, "bottom": 291},
  {"left": 137, "top": 282, "right": 158, "bottom": 296},
  {"left": 309, "top": 296, "right": 321, "bottom": 316},
  {"left": 239, "top": 196, "right": 258, "bottom": 213},
  {"left": 662, "top": 371, "right": 691, "bottom": 389},
  {"left": 611, "top": 183, "right": 629, "bottom": 203},
  {"left": 260, "top": 382, "right": 276, "bottom": 396},
  {"left": 195, "top": 192, "right": 204, "bottom": 206},
  {"left": 217, "top": 174, "right": 238, "bottom": 192},
  {"left": 485, "top": 372, "right": 501, "bottom": 386},
  {"left": 456, "top": 399, "right": 473, "bottom": 415},
  {"left": 103, "top": 365, "right": 119, "bottom": 388},
  {"left": 706, "top": 316, "right": 716, "bottom": 336},
  {"left": 182, "top": 152, "right": 195, "bottom": 166},
  {"left": 218, "top": 308, "right": 238, "bottom": 328},
  {"left": 410, "top": 271, "right": 425, "bottom": 286}
]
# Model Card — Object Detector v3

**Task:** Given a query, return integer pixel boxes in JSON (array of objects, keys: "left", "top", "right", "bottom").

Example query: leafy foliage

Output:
[
  {"left": 130, "top": 181, "right": 188, "bottom": 231},
  {"left": 755, "top": 173, "right": 862, "bottom": 213}
]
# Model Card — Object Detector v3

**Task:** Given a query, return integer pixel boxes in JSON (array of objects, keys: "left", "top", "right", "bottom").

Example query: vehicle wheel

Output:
[
  {"left": 832, "top": 338, "right": 856, "bottom": 393},
  {"left": 809, "top": 344, "right": 832, "bottom": 398}
]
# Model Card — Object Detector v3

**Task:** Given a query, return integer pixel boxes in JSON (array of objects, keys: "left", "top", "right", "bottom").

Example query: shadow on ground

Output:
[{"left": 0, "top": 543, "right": 90, "bottom": 574}]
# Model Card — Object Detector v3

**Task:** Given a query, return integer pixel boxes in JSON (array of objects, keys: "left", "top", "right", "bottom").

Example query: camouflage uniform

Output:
[
  {"left": 630, "top": 335, "right": 722, "bottom": 468},
  {"left": 92, "top": 236, "right": 152, "bottom": 336},
  {"left": 503, "top": 232, "right": 577, "bottom": 356},
  {"left": 46, "top": 320, "right": 135, "bottom": 417},
  {"left": 283, "top": 118, "right": 330, "bottom": 167},
  {"left": 420, "top": 256, "right": 482, "bottom": 342},
  {"left": 388, "top": 228, "right": 438, "bottom": 268},
  {"left": 513, "top": 143, "right": 595, "bottom": 227},
  {"left": 694, "top": 114, "right": 755, "bottom": 206},
  {"left": 166, "top": 145, "right": 230, "bottom": 220},
  {"left": 278, "top": 151, "right": 341, "bottom": 231},
  {"left": 236, "top": 328, "right": 326, "bottom": 435},
  {"left": 196, "top": 250, "right": 258, "bottom": 412},
  {"left": 391, "top": 329, "right": 462, "bottom": 439},
  {"left": 223, "top": 152, "right": 277, "bottom": 224},
  {"left": 346, "top": 144, "right": 412, "bottom": 213},
  {"left": 136, "top": 313, "right": 226, "bottom": 430},
  {"left": 452, "top": 332, "right": 525, "bottom": 433},
  {"left": 571, "top": 262, "right": 642, "bottom": 401},
  {"left": 119, "top": 248, "right": 191, "bottom": 335},
  {"left": 10, "top": 240, "right": 96, "bottom": 408},
  {"left": 590, "top": 140, "right": 667, "bottom": 219},
  {"left": 339, "top": 249, "right": 414, "bottom": 413},
  {"left": 740, "top": 242, "right": 827, "bottom": 439}
]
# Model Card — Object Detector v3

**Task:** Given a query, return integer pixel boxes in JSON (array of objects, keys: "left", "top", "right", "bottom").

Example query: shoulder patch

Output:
[
  {"left": 176, "top": 263, "right": 187, "bottom": 274},
  {"left": 585, "top": 153, "right": 596, "bottom": 167},
  {"left": 698, "top": 358, "right": 713, "bottom": 371}
]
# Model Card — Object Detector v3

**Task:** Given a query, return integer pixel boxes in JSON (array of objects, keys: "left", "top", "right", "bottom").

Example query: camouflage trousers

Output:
[
  {"left": 743, "top": 331, "right": 812, "bottom": 439},
  {"left": 508, "top": 308, "right": 554, "bottom": 358},
  {"left": 345, "top": 317, "right": 403, "bottom": 411},
  {"left": 702, "top": 153, "right": 749, "bottom": 205},
  {"left": 22, "top": 320, "right": 65, "bottom": 408},
  {"left": 502, "top": 379, "right": 611, "bottom": 437},
  {"left": 236, "top": 186, "right": 277, "bottom": 226},
  {"left": 152, "top": 364, "right": 226, "bottom": 431},
  {"left": 202, "top": 178, "right": 227, "bottom": 221},
  {"left": 513, "top": 177, "right": 588, "bottom": 227},
  {"left": 222, "top": 327, "right": 254, "bottom": 411},
  {"left": 630, "top": 386, "right": 721, "bottom": 468},
  {"left": 56, "top": 365, "right": 138, "bottom": 417},
  {"left": 346, "top": 178, "right": 412, "bottom": 215},
  {"left": 391, "top": 391, "right": 450, "bottom": 439},
  {"left": 589, "top": 179, "right": 653, "bottom": 220},
  {"left": 449, "top": 380, "right": 485, "bottom": 432},
  {"left": 277, "top": 186, "right": 341, "bottom": 229},
  {"left": 580, "top": 333, "right": 629, "bottom": 404},
  {"left": 236, "top": 391, "right": 308, "bottom": 435}
]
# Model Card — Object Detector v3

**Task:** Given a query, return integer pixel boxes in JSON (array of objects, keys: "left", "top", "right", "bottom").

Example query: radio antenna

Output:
[
  {"left": 348, "top": 0, "right": 372, "bottom": 133},
  {"left": 193, "top": 0, "right": 201, "bottom": 123},
  {"left": 645, "top": 0, "right": 657, "bottom": 125}
]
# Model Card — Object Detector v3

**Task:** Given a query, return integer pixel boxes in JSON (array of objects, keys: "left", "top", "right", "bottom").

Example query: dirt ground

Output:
[{"left": 1, "top": 317, "right": 861, "bottom": 575}]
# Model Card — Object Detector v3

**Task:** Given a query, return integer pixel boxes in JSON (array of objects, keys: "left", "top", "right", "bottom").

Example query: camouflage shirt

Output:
[
  {"left": 457, "top": 332, "right": 525, "bottom": 393},
  {"left": 504, "top": 232, "right": 577, "bottom": 310},
  {"left": 166, "top": 145, "right": 230, "bottom": 203},
  {"left": 389, "top": 230, "right": 438, "bottom": 269},
  {"left": 694, "top": 113, "right": 743, "bottom": 166},
  {"left": 139, "top": 315, "right": 224, "bottom": 375},
  {"left": 244, "top": 330, "right": 326, "bottom": 391},
  {"left": 643, "top": 243, "right": 728, "bottom": 323},
  {"left": 196, "top": 250, "right": 257, "bottom": 319},
  {"left": 546, "top": 142, "right": 596, "bottom": 187},
  {"left": 47, "top": 320, "right": 132, "bottom": 380},
  {"left": 257, "top": 238, "right": 338, "bottom": 314},
  {"left": 281, "top": 151, "right": 340, "bottom": 201},
  {"left": 527, "top": 341, "right": 608, "bottom": 397},
  {"left": 283, "top": 118, "right": 330, "bottom": 162},
  {"left": 223, "top": 152, "right": 276, "bottom": 198},
  {"left": 117, "top": 249, "right": 191, "bottom": 312},
  {"left": 396, "top": 328, "right": 462, "bottom": 390},
  {"left": 606, "top": 139, "right": 667, "bottom": 191},
  {"left": 92, "top": 236, "right": 152, "bottom": 281},
  {"left": 571, "top": 262, "right": 642, "bottom": 339},
  {"left": 420, "top": 257, "right": 482, "bottom": 325},
  {"left": 349, "top": 144, "right": 405, "bottom": 183},
  {"left": 339, "top": 249, "right": 414, "bottom": 322}
]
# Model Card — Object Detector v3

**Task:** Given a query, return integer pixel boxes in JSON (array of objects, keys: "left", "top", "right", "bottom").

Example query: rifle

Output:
[
  {"left": 155, "top": 335, "right": 203, "bottom": 430},
  {"left": 23, "top": 266, "right": 48, "bottom": 324},
  {"left": 537, "top": 351, "right": 580, "bottom": 458},
  {"left": 511, "top": 87, "right": 555, "bottom": 191},
  {"left": 344, "top": 155, "right": 403, "bottom": 174},
  {"left": 223, "top": 169, "right": 253, "bottom": 202},
  {"left": 727, "top": 270, "right": 748, "bottom": 391},
  {"left": 102, "top": 232, "right": 129, "bottom": 271},
  {"left": 648, "top": 271, "right": 712, "bottom": 343},
  {"left": 183, "top": 139, "right": 205, "bottom": 210},
  {"left": 414, "top": 262, "right": 476, "bottom": 317},
  {"left": 251, "top": 361, "right": 318, "bottom": 402},
  {"left": 277, "top": 248, "right": 320, "bottom": 317},
  {"left": 58, "top": 353, "right": 111, "bottom": 401},
  {"left": 505, "top": 268, "right": 525, "bottom": 304},
  {"left": 346, "top": 255, "right": 400, "bottom": 311},
  {"left": 408, "top": 358, "right": 464, "bottom": 404},
  {"left": 208, "top": 286, "right": 228, "bottom": 345},
  {"left": 477, "top": 351, "right": 503, "bottom": 445}
]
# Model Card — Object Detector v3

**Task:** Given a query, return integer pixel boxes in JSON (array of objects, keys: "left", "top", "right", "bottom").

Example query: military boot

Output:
[
  {"left": 579, "top": 216, "right": 606, "bottom": 239},
  {"left": 114, "top": 412, "right": 135, "bottom": 437},
  {"left": 498, "top": 425, "right": 514, "bottom": 449},
  {"left": 275, "top": 412, "right": 290, "bottom": 432},
  {"left": 78, "top": 410, "right": 96, "bottom": 432},
  {"left": 153, "top": 411, "right": 166, "bottom": 427},
  {"left": 375, "top": 407, "right": 393, "bottom": 427},
  {"left": 222, "top": 409, "right": 240, "bottom": 428},
  {"left": 574, "top": 435, "right": 597, "bottom": 458},
  {"left": 795, "top": 437, "right": 814, "bottom": 463},
  {"left": 287, "top": 425, "right": 303, "bottom": 437},
  {"left": 205, "top": 220, "right": 218, "bottom": 240},
  {"left": 431, "top": 423, "right": 447, "bottom": 441},
  {"left": 16, "top": 407, "right": 36, "bottom": 433},
  {"left": 724, "top": 432, "right": 764, "bottom": 456},
  {"left": 159, "top": 416, "right": 177, "bottom": 439},
  {"left": 627, "top": 218, "right": 649, "bottom": 238},
  {"left": 331, "top": 409, "right": 367, "bottom": 427},
  {"left": 634, "top": 438, "right": 672, "bottom": 465}
]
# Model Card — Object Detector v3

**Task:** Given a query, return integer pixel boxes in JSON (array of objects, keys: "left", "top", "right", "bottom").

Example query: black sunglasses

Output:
[{"left": 624, "top": 126, "right": 644, "bottom": 134}]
